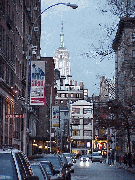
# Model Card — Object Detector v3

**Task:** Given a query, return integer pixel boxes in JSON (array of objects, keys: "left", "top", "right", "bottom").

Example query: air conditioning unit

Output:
[
  {"left": 32, "top": 50, "right": 36, "bottom": 55},
  {"left": 27, "top": 8, "right": 30, "bottom": 11},
  {"left": 37, "top": 56, "right": 40, "bottom": 59},
  {"left": 34, "top": 27, "right": 39, "bottom": 31},
  {"left": 22, "top": 51, "right": 25, "bottom": 54},
  {"left": 28, "top": 107, "right": 32, "bottom": 111},
  {"left": 34, "top": 7, "right": 38, "bottom": 10},
  {"left": 33, "top": 46, "right": 37, "bottom": 50},
  {"left": 26, "top": 128, "right": 30, "bottom": 133}
]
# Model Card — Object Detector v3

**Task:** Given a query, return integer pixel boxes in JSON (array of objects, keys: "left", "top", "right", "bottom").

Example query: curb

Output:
[{"left": 110, "top": 163, "right": 135, "bottom": 174}]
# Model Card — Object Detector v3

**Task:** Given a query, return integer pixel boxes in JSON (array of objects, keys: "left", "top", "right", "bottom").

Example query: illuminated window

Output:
[
  {"left": 61, "top": 94, "right": 65, "bottom": 98},
  {"left": 73, "top": 130, "right": 80, "bottom": 136}
]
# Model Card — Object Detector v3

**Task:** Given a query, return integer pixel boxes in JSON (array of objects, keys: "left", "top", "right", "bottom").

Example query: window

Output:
[
  {"left": 83, "top": 108, "right": 92, "bottom": 114},
  {"left": 66, "top": 94, "right": 68, "bottom": 97},
  {"left": 83, "top": 118, "right": 92, "bottom": 125},
  {"left": 73, "top": 130, "right": 80, "bottom": 136},
  {"left": 132, "top": 50, "right": 135, "bottom": 58},
  {"left": 72, "top": 118, "right": 80, "bottom": 125},
  {"left": 64, "top": 112, "right": 68, "bottom": 116},
  {"left": 84, "top": 130, "right": 92, "bottom": 137},
  {"left": 60, "top": 94, "right": 65, "bottom": 98},
  {"left": 77, "top": 141, "right": 84, "bottom": 148},
  {"left": 132, "top": 86, "right": 135, "bottom": 96},
  {"left": 71, "top": 93, "right": 73, "bottom": 97},
  {"left": 132, "top": 32, "right": 135, "bottom": 42},
  {"left": 72, "top": 108, "right": 80, "bottom": 114}
]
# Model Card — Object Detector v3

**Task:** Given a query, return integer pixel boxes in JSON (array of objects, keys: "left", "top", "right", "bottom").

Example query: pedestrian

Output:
[
  {"left": 123, "top": 153, "right": 127, "bottom": 166},
  {"left": 128, "top": 152, "right": 132, "bottom": 168},
  {"left": 119, "top": 154, "right": 123, "bottom": 165},
  {"left": 111, "top": 152, "right": 114, "bottom": 165},
  {"left": 108, "top": 153, "right": 111, "bottom": 165}
]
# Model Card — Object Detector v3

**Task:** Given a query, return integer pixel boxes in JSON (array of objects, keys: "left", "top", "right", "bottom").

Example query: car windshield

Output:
[
  {"left": 31, "top": 165, "right": 45, "bottom": 180},
  {"left": 42, "top": 157, "right": 62, "bottom": 169},
  {"left": 63, "top": 153, "right": 71, "bottom": 157},
  {"left": 82, "top": 155, "right": 88, "bottom": 157},
  {"left": 0, "top": 153, "right": 18, "bottom": 180},
  {"left": 92, "top": 153, "right": 100, "bottom": 156},
  {"left": 40, "top": 163, "right": 53, "bottom": 175}
]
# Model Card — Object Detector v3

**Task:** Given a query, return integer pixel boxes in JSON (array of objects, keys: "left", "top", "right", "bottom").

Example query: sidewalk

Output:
[{"left": 106, "top": 160, "right": 135, "bottom": 174}]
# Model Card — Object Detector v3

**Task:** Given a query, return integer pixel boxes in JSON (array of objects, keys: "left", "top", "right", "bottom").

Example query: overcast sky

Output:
[{"left": 40, "top": 0, "right": 120, "bottom": 96}]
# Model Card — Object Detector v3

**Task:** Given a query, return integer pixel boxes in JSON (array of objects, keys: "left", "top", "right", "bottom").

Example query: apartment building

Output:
[
  {"left": 0, "top": 0, "right": 41, "bottom": 154},
  {"left": 112, "top": 17, "right": 135, "bottom": 154},
  {"left": 70, "top": 100, "right": 93, "bottom": 155}
]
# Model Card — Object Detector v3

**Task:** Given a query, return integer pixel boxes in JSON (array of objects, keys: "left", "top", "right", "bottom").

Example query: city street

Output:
[{"left": 71, "top": 159, "right": 135, "bottom": 180}]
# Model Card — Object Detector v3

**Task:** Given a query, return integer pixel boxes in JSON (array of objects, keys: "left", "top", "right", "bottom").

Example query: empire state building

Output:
[{"left": 53, "top": 22, "right": 71, "bottom": 85}]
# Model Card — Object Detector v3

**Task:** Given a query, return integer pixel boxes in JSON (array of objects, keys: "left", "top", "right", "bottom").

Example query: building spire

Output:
[{"left": 60, "top": 21, "right": 64, "bottom": 48}]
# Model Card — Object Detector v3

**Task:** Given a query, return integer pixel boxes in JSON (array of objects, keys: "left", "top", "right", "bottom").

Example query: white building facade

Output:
[{"left": 70, "top": 100, "right": 93, "bottom": 155}]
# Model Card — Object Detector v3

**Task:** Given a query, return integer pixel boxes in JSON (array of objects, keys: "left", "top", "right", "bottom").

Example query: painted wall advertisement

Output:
[
  {"left": 30, "top": 61, "right": 46, "bottom": 105},
  {"left": 52, "top": 106, "right": 60, "bottom": 128}
]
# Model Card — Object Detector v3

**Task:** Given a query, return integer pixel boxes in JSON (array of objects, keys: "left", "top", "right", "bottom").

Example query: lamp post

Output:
[{"left": 23, "top": 2, "right": 78, "bottom": 154}]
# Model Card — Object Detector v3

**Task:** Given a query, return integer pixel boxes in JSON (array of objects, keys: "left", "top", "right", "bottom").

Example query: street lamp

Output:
[{"left": 23, "top": 2, "right": 78, "bottom": 154}]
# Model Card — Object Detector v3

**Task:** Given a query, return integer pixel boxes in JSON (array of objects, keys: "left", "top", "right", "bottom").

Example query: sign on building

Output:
[
  {"left": 30, "top": 61, "right": 46, "bottom": 105},
  {"left": 52, "top": 106, "right": 60, "bottom": 128}
]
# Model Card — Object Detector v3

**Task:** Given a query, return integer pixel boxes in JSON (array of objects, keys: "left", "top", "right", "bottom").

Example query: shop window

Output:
[{"left": 77, "top": 141, "right": 84, "bottom": 148}]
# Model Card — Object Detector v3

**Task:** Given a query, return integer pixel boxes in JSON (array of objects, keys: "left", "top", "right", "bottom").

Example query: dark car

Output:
[
  {"left": 40, "top": 161, "right": 61, "bottom": 180},
  {"left": 63, "top": 153, "right": 74, "bottom": 173},
  {"left": 34, "top": 154, "right": 66, "bottom": 180},
  {"left": 31, "top": 162, "right": 49, "bottom": 180},
  {"left": 59, "top": 154, "right": 71, "bottom": 180},
  {"left": 0, "top": 148, "right": 39, "bottom": 180}
]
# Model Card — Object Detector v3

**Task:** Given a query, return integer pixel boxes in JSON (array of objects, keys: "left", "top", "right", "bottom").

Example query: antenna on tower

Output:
[{"left": 60, "top": 21, "right": 64, "bottom": 48}]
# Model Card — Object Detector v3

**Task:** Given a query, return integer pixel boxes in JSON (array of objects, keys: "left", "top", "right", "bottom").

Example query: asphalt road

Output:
[{"left": 71, "top": 159, "right": 135, "bottom": 180}]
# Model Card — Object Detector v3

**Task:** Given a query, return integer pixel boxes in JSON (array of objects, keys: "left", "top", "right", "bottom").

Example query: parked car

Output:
[
  {"left": 63, "top": 153, "right": 74, "bottom": 173},
  {"left": 91, "top": 152, "right": 102, "bottom": 163},
  {"left": 40, "top": 161, "right": 61, "bottom": 180},
  {"left": 80, "top": 155, "right": 89, "bottom": 162},
  {"left": 0, "top": 148, "right": 39, "bottom": 180},
  {"left": 34, "top": 154, "right": 66, "bottom": 180},
  {"left": 31, "top": 162, "right": 49, "bottom": 180},
  {"left": 59, "top": 154, "right": 71, "bottom": 180}
]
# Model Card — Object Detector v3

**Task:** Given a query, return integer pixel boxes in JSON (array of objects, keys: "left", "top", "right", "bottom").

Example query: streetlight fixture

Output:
[{"left": 23, "top": 2, "right": 78, "bottom": 154}]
